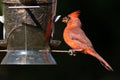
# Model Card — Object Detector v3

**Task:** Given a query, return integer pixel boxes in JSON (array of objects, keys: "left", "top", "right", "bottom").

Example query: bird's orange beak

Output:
[{"left": 62, "top": 16, "right": 70, "bottom": 23}]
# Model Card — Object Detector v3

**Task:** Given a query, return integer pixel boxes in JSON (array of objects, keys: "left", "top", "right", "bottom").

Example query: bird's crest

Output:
[{"left": 68, "top": 10, "right": 80, "bottom": 18}]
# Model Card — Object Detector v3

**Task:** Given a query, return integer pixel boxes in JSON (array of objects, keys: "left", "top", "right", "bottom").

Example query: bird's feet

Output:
[
  {"left": 68, "top": 49, "right": 76, "bottom": 56},
  {"left": 68, "top": 49, "right": 82, "bottom": 56}
]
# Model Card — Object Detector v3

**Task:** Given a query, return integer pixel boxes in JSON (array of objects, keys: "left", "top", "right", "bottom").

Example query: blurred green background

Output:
[{"left": 0, "top": 0, "right": 120, "bottom": 80}]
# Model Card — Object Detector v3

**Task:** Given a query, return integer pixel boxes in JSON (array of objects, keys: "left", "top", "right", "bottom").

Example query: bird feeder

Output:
[{"left": 0, "top": 0, "right": 57, "bottom": 64}]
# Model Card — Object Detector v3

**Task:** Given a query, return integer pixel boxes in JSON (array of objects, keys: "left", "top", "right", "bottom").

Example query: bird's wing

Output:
[{"left": 68, "top": 27, "right": 93, "bottom": 47}]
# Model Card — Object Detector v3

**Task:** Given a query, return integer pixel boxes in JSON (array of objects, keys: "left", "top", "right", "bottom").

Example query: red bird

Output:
[{"left": 62, "top": 10, "right": 113, "bottom": 71}]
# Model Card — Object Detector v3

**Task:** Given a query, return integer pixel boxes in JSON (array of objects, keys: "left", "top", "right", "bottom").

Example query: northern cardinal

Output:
[{"left": 62, "top": 10, "right": 113, "bottom": 71}]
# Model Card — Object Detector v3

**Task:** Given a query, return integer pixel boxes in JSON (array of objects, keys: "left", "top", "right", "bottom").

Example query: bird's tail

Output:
[{"left": 86, "top": 49, "right": 113, "bottom": 71}]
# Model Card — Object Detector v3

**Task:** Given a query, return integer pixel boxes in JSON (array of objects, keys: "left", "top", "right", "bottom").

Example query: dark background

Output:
[{"left": 0, "top": 0, "right": 120, "bottom": 80}]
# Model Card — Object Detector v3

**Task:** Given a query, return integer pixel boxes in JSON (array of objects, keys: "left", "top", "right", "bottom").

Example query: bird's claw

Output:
[{"left": 68, "top": 49, "right": 76, "bottom": 56}]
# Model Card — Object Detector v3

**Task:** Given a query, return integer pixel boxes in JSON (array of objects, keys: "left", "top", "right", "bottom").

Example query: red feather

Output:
[
  {"left": 44, "top": 12, "right": 52, "bottom": 42},
  {"left": 68, "top": 10, "right": 80, "bottom": 18}
]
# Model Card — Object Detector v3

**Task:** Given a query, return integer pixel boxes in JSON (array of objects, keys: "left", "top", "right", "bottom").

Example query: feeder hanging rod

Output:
[{"left": 9, "top": 6, "right": 40, "bottom": 9}]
